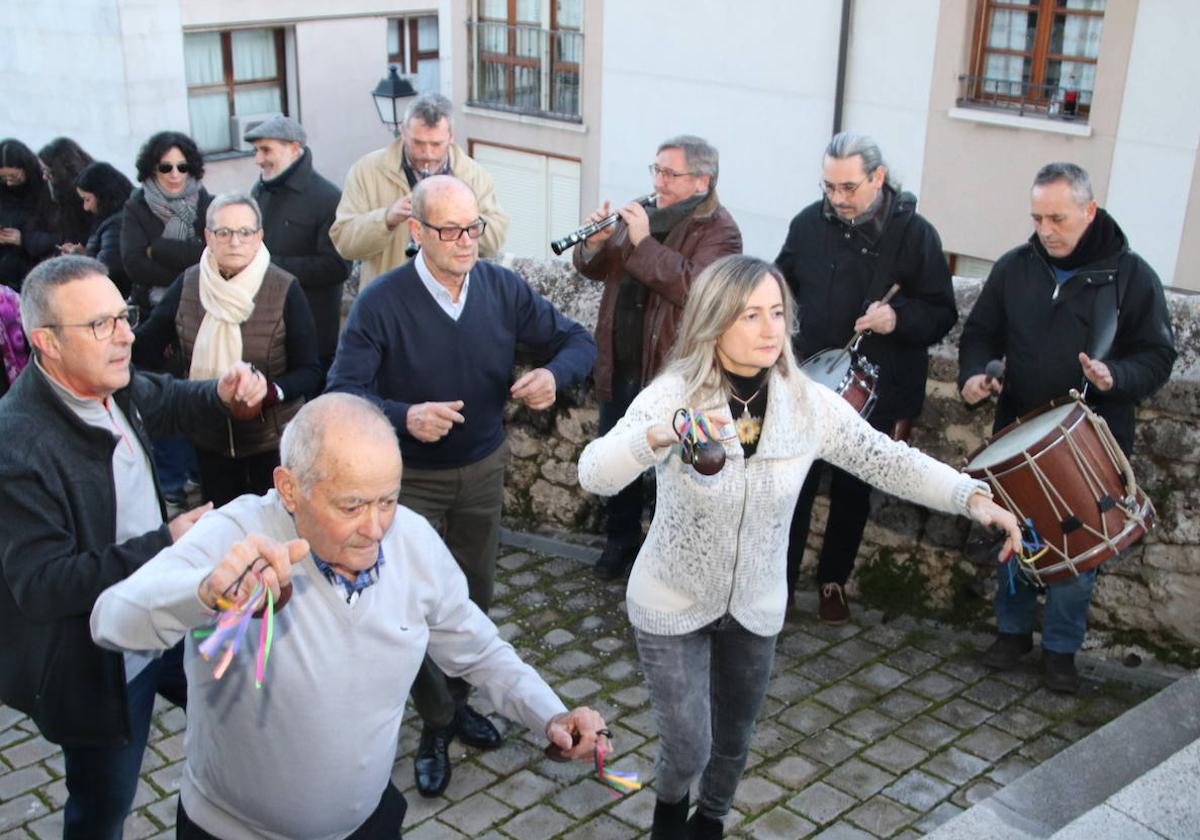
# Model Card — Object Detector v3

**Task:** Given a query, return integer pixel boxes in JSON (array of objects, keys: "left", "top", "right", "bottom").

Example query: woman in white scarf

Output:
[{"left": 132, "top": 193, "right": 323, "bottom": 506}]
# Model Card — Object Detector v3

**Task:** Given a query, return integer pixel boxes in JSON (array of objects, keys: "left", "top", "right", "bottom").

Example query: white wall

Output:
[
  {"left": 597, "top": 1, "right": 940, "bottom": 262},
  {"left": 1105, "top": 0, "right": 1200, "bottom": 285},
  {"left": 1, "top": 0, "right": 190, "bottom": 179},
  {"left": 840, "top": 0, "right": 940, "bottom": 199}
]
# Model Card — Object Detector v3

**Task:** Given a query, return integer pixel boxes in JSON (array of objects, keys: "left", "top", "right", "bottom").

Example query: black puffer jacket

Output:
[
  {"left": 957, "top": 210, "right": 1177, "bottom": 455},
  {"left": 776, "top": 186, "right": 957, "bottom": 422},
  {"left": 120, "top": 186, "right": 213, "bottom": 308},
  {"left": 0, "top": 362, "right": 225, "bottom": 747},
  {"left": 252, "top": 149, "right": 349, "bottom": 362},
  {"left": 85, "top": 212, "right": 129, "bottom": 297}
]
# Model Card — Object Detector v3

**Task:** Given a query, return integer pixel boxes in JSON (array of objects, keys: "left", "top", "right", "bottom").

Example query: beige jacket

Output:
[{"left": 330, "top": 142, "right": 509, "bottom": 287}]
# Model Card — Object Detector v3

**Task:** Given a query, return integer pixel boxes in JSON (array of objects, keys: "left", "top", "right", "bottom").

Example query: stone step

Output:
[{"left": 923, "top": 671, "right": 1200, "bottom": 839}]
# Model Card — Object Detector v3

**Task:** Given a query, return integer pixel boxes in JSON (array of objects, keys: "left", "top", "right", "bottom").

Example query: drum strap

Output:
[
  {"left": 1084, "top": 253, "right": 1131, "bottom": 367},
  {"left": 865, "top": 212, "right": 917, "bottom": 307}
]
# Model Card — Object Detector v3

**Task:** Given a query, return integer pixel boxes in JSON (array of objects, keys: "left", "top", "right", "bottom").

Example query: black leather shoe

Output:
[
  {"left": 414, "top": 724, "right": 453, "bottom": 798},
  {"left": 651, "top": 793, "right": 689, "bottom": 840},
  {"left": 593, "top": 542, "right": 637, "bottom": 581},
  {"left": 1043, "top": 650, "right": 1081, "bottom": 694},
  {"left": 687, "top": 809, "right": 725, "bottom": 839},
  {"left": 980, "top": 633, "right": 1034, "bottom": 671},
  {"left": 455, "top": 705, "right": 503, "bottom": 750}
]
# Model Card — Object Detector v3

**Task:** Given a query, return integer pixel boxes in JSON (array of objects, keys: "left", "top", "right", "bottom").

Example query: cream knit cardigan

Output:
[{"left": 578, "top": 368, "right": 985, "bottom": 637}]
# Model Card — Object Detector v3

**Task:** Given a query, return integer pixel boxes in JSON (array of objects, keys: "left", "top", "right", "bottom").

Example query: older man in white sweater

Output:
[{"left": 91, "top": 393, "right": 606, "bottom": 840}]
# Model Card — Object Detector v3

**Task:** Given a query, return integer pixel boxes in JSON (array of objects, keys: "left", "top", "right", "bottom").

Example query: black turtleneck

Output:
[{"left": 725, "top": 367, "right": 770, "bottom": 458}]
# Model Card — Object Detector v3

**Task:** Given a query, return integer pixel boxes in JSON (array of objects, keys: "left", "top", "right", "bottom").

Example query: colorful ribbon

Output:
[
  {"left": 594, "top": 738, "right": 641, "bottom": 796},
  {"left": 193, "top": 573, "right": 276, "bottom": 688}
]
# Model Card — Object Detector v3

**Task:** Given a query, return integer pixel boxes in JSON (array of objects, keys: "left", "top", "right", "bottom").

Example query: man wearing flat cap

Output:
[{"left": 244, "top": 115, "right": 350, "bottom": 377}]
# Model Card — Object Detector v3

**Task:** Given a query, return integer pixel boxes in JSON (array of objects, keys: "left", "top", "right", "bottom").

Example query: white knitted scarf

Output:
[{"left": 189, "top": 244, "right": 271, "bottom": 381}]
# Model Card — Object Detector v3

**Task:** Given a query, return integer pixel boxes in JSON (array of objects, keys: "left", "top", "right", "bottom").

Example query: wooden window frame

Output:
[
  {"left": 968, "top": 0, "right": 1104, "bottom": 117},
  {"left": 388, "top": 15, "right": 439, "bottom": 75},
  {"left": 185, "top": 28, "right": 288, "bottom": 140}
]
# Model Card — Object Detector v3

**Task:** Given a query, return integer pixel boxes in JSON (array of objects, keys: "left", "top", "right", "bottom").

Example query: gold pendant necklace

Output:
[{"left": 730, "top": 387, "right": 762, "bottom": 445}]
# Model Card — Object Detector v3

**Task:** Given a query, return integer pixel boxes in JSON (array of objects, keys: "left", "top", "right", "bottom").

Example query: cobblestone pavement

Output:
[{"left": 0, "top": 546, "right": 1157, "bottom": 839}]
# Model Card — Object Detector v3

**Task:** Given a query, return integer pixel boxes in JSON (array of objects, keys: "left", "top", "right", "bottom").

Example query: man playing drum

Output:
[
  {"left": 959, "top": 161, "right": 1177, "bottom": 693},
  {"left": 776, "top": 132, "right": 957, "bottom": 624}
]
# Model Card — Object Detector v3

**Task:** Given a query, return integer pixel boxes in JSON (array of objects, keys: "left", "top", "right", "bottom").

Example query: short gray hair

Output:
[
  {"left": 279, "top": 393, "right": 399, "bottom": 491},
  {"left": 403, "top": 93, "right": 454, "bottom": 132},
  {"left": 1033, "top": 162, "right": 1094, "bottom": 205},
  {"left": 658, "top": 135, "right": 719, "bottom": 190},
  {"left": 206, "top": 192, "right": 263, "bottom": 230},
  {"left": 824, "top": 131, "right": 896, "bottom": 189},
  {"left": 20, "top": 254, "right": 110, "bottom": 333}
]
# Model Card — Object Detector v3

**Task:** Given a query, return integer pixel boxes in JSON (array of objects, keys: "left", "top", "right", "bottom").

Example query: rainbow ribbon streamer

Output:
[
  {"left": 594, "top": 739, "right": 641, "bottom": 796},
  {"left": 193, "top": 576, "right": 276, "bottom": 688},
  {"left": 673, "top": 408, "right": 724, "bottom": 447}
]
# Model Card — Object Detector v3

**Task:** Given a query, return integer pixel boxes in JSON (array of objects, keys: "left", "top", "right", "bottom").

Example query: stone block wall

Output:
[{"left": 500, "top": 256, "right": 1200, "bottom": 655}]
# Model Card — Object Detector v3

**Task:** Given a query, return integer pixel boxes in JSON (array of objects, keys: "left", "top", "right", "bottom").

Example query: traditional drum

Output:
[
  {"left": 964, "top": 395, "right": 1154, "bottom": 585},
  {"left": 800, "top": 348, "right": 879, "bottom": 417}
]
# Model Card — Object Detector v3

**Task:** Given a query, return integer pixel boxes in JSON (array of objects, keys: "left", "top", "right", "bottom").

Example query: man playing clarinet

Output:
[
  {"left": 574, "top": 134, "right": 742, "bottom": 580},
  {"left": 776, "top": 131, "right": 957, "bottom": 625}
]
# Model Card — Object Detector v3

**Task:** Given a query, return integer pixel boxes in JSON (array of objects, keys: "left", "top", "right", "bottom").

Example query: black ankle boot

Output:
[
  {"left": 687, "top": 809, "right": 724, "bottom": 839},
  {"left": 650, "top": 793, "right": 689, "bottom": 840}
]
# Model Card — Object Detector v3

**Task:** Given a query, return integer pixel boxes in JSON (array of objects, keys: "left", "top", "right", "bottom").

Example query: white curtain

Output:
[
  {"left": 417, "top": 15, "right": 438, "bottom": 51},
  {"left": 984, "top": 54, "right": 1028, "bottom": 92},
  {"left": 1059, "top": 14, "right": 1104, "bottom": 58},
  {"left": 557, "top": 0, "right": 582, "bottom": 29},
  {"left": 988, "top": 9, "right": 1031, "bottom": 52},
  {"left": 188, "top": 93, "right": 229, "bottom": 153},
  {"left": 387, "top": 19, "right": 401, "bottom": 57},
  {"left": 184, "top": 32, "right": 223, "bottom": 85},
  {"left": 232, "top": 29, "right": 276, "bottom": 81},
  {"left": 480, "top": 0, "right": 506, "bottom": 19},
  {"left": 416, "top": 58, "right": 440, "bottom": 95},
  {"left": 234, "top": 87, "right": 282, "bottom": 117}
]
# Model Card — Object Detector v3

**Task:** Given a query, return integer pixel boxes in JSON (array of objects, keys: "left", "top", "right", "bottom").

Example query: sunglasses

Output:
[{"left": 156, "top": 162, "right": 192, "bottom": 175}]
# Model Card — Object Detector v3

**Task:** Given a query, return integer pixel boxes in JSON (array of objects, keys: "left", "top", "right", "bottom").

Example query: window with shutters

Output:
[
  {"left": 471, "top": 142, "right": 580, "bottom": 259},
  {"left": 958, "top": 0, "right": 1105, "bottom": 121},
  {"left": 467, "top": 0, "right": 582, "bottom": 121},
  {"left": 184, "top": 28, "right": 288, "bottom": 153},
  {"left": 388, "top": 14, "right": 441, "bottom": 95}
]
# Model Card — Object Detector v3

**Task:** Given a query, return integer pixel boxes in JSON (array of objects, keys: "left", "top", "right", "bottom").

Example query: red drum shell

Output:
[{"left": 800, "top": 349, "right": 878, "bottom": 418}]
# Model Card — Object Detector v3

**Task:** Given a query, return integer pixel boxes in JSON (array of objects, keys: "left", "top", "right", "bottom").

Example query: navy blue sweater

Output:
[{"left": 326, "top": 260, "right": 597, "bottom": 469}]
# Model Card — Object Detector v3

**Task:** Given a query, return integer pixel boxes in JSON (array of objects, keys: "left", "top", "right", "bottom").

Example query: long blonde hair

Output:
[{"left": 663, "top": 254, "right": 800, "bottom": 405}]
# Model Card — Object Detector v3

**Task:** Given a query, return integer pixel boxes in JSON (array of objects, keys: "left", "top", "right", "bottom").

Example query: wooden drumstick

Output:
[{"left": 825, "top": 283, "right": 903, "bottom": 375}]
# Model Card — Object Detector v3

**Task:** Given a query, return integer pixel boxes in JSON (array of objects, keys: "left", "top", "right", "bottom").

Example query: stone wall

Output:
[{"left": 499, "top": 256, "right": 1200, "bottom": 655}]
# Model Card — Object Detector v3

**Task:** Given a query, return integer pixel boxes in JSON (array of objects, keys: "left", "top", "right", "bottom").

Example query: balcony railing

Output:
[
  {"left": 468, "top": 21, "right": 582, "bottom": 121},
  {"left": 957, "top": 74, "right": 1093, "bottom": 121}
]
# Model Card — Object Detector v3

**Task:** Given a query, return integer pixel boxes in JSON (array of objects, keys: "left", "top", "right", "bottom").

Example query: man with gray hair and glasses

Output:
[
  {"left": 91, "top": 393, "right": 610, "bottom": 839},
  {"left": 776, "top": 131, "right": 957, "bottom": 626},
  {"left": 574, "top": 134, "right": 742, "bottom": 580},
  {"left": 332, "top": 92, "right": 510, "bottom": 286},
  {"left": 0, "top": 254, "right": 265, "bottom": 838},
  {"left": 958, "top": 161, "right": 1176, "bottom": 693}
]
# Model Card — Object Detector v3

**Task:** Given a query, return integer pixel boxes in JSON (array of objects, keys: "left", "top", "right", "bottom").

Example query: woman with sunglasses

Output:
[
  {"left": 579, "top": 255, "right": 1022, "bottom": 839},
  {"left": 121, "top": 131, "right": 212, "bottom": 311}
]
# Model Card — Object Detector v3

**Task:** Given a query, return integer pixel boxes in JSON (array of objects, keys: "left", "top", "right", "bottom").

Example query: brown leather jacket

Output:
[{"left": 574, "top": 192, "right": 742, "bottom": 401}]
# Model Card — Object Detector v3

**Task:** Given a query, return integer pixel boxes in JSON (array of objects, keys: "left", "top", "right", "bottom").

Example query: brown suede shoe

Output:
[{"left": 818, "top": 582, "right": 850, "bottom": 625}]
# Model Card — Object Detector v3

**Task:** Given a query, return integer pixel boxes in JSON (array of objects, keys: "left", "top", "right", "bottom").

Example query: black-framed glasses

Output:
[
  {"left": 46, "top": 306, "right": 139, "bottom": 340},
  {"left": 416, "top": 217, "right": 487, "bottom": 242},
  {"left": 208, "top": 226, "right": 261, "bottom": 242},
  {"left": 649, "top": 164, "right": 697, "bottom": 181},
  {"left": 819, "top": 176, "right": 870, "bottom": 197},
  {"left": 156, "top": 162, "right": 192, "bottom": 175}
]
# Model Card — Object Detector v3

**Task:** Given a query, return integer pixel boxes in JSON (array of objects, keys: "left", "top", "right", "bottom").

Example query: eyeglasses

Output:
[
  {"left": 416, "top": 217, "right": 488, "bottom": 242},
  {"left": 156, "top": 162, "right": 192, "bottom": 175},
  {"left": 208, "top": 226, "right": 261, "bottom": 242},
  {"left": 46, "top": 306, "right": 140, "bottom": 340},
  {"left": 649, "top": 164, "right": 697, "bottom": 181},
  {"left": 819, "top": 176, "right": 870, "bottom": 197}
]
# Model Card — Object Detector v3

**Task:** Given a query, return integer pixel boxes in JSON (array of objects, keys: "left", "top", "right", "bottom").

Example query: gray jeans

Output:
[{"left": 635, "top": 616, "right": 777, "bottom": 818}]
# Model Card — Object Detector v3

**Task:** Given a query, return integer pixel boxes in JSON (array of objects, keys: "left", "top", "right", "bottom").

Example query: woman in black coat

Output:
[
  {"left": 38, "top": 137, "right": 95, "bottom": 249},
  {"left": 0, "top": 139, "right": 58, "bottom": 290},
  {"left": 120, "top": 131, "right": 212, "bottom": 309},
  {"left": 75, "top": 162, "right": 135, "bottom": 297}
]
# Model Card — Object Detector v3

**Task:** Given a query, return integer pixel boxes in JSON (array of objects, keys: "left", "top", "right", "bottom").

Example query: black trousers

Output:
[
  {"left": 786, "top": 413, "right": 896, "bottom": 596},
  {"left": 195, "top": 448, "right": 280, "bottom": 509},
  {"left": 176, "top": 781, "right": 407, "bottom": 839}
]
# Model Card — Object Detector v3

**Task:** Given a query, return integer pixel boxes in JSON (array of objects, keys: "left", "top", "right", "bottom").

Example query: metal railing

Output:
[
  {"left": 467, "top": 21, "right": 582, "bottom": 121},
  {"left": 957, "top": 74, "right": 1093, "bottom": 120}
]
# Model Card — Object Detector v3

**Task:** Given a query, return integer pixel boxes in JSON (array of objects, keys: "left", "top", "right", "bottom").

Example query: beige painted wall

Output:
[
  {"left": 1173, "top": 143, "right": 1200, "bottom": 292},
  {"left": 449, "top": 1, "right": 604, "bottom": 222},
  {"left": 920, "top": 0, "right": 1139, "bottom": 262}
]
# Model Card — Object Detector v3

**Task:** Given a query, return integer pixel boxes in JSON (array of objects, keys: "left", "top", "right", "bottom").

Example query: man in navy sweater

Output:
[{"left": 326, "top": 175, "right": 596, "bottom": 797}]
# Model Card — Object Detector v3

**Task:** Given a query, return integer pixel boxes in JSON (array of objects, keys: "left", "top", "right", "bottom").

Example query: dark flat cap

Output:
[{"left": 243, "top": 114, "right": 306, "bottom": 145}]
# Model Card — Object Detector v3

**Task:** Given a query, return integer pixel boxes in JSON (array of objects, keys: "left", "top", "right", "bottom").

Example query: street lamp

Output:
[{"left": 372, "top": 65, "right": 417, "bottom": 137}]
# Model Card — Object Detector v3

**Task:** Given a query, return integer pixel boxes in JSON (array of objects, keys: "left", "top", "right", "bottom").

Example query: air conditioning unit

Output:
[{"left": 230, "top": 113, "right": 281, "bottom": 153}]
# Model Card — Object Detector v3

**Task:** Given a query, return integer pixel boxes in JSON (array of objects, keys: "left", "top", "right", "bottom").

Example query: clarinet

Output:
[{"left": 550, "top": 194, "right": 657, "bottom": 255}]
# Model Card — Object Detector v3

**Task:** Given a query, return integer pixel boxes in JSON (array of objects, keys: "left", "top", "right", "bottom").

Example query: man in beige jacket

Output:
[{"left": 331, "top": 93, "right": 509, "bottom": 287}]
